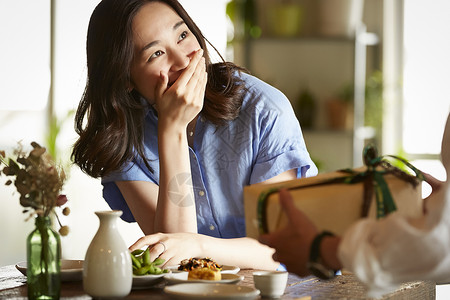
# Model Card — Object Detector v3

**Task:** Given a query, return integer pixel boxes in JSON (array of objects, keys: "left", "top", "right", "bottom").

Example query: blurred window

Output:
[{"left": 403, "top": 0, "right": 450, "bottom": 185}]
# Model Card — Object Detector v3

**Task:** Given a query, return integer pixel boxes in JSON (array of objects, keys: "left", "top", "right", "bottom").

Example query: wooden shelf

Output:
[{"left": 249, "top": 35, "right": 356, "bottom": 43}]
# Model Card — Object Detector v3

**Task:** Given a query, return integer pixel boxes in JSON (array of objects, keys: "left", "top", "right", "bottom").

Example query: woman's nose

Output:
[{"left": 169, "top": 50, "right": 190, "bottom": 72}]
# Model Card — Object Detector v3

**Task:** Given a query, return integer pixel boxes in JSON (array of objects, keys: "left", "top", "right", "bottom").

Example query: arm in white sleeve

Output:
[
  {"left": 338, "top": 183, "right": 450, "bottom": 297},
  {"left": 339, "top": 111, "right": 450, "bottom": 297}
]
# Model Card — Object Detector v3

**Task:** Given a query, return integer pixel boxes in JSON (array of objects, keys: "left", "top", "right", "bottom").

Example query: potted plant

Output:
[
  {"left": 326, "top": 83, "right": 354, "bottom": 130},
  {"left": 268, "top": 0, "right": 304, "bottom": 37},
  {"left": 295, "top": 88, "right": 317, "bottom": 129}
]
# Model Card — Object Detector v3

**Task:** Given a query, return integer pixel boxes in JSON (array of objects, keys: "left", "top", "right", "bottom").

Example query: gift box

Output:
[{"left": 244, "top": 146, "right": 425, "bottom": 238}]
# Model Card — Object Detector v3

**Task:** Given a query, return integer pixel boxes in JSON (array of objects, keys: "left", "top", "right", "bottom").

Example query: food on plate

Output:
[
  {"left": 130, "top": 248, "right": 169, "bottom": 275},
  {"left": 188, "top": 267, "right": 222, "bottom": 281},
  {"left": 178, "top": 257, "right": 222, "bottom": 272}
]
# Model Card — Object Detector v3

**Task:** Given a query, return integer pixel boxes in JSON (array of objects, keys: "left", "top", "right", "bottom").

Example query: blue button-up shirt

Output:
[{"left": 102, "top": 72, "right": 317, "bottom": 238}]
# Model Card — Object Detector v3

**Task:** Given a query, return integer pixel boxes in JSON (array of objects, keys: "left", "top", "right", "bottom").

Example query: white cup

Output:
[{"left": 253, "top": 271, "right": 288, "bottom": 298}]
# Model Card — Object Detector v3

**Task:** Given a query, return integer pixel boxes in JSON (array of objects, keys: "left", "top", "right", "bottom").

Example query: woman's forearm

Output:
[
  {"left": 156, "top": 124, "right": 197, "bottom": 233},
  {"left": 198, "top": 235, "right": 279, "bottom": 270}
]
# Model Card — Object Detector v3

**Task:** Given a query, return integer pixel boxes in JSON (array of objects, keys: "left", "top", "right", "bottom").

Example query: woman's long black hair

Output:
[{"left": 72, "top": 0, "right": 246, "bottom": 178}]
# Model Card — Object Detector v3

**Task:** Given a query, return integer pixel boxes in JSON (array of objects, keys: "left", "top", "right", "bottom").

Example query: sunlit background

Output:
[{"left": 0, "top": 1, "right": 449, "bottom": 296}]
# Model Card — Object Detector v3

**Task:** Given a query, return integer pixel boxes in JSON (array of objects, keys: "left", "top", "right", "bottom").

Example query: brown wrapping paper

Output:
[{"left": 244, "top": 167, "right": 423, "bottom": 238}]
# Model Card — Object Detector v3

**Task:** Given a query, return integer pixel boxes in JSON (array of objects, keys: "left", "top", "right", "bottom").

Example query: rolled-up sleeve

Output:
[
  {"left": 101, "top": 160, "right": 157, "bottom": 222},
  {"left": 249, "top": 86, "right": 317, "bottom": 184}
]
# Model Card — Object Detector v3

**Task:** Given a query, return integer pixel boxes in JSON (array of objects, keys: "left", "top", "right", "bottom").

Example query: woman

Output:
[
  {"left": 72, "top": 0, "right": 317, "bottom": 269},
  {"left": 260, "top": 111, "right": 450, "bottom": 296}
]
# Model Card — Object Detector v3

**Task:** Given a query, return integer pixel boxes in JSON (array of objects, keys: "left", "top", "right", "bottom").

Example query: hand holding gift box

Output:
[
  {"left": 244, "top": 145, "right": 425, "bottom": 238},
  {"left": 255, "top": 113, "right": 450, "bottom": 297}
]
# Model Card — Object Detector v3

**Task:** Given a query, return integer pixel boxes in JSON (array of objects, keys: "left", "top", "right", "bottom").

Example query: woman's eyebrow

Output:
[
  {"left": 173, "top": 20, "right": 185, "bottom": 31},
  {"left": 141, "top": 40, "right": 159, "bottom": 53},
  {"left": 140, "top": 20, "right": 186, "bottom": 54}
]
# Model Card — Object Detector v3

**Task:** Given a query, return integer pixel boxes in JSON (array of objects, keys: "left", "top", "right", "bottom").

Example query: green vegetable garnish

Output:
[{"left": 130, "top": 248, "right": 169, "bottom": 275}]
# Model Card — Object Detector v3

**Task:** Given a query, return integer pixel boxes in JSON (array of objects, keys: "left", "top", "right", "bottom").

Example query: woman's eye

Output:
[
  {"left": 178, "top": 31, "right": 188, "bottom": 42},
  {"left": 148, "top": 50, "right": 164, "bottom": 62}
]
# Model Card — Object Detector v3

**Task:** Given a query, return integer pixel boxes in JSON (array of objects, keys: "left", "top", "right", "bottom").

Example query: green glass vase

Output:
[{"left": 27, "top": 216, "right": 61, "bottom": 300}]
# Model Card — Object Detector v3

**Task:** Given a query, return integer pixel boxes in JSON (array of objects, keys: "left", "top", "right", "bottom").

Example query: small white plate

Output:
[
  {"left": 164, "top": 271, "right": 243, "bottom": 285},
  {"left": 164, "top": 283, "right": 260, "bottom": 300},
  {"left": 132, "top": 273, "right": 165, "bottom": 289},
  {"left": 167, "top": 265, "right": 240, "bottom": 274},
  {"left": 220, "top": 265, "right": 240, "bottom": 274},
  {"left": 15, "top": 260, "right": 83, "bottom": 282}
]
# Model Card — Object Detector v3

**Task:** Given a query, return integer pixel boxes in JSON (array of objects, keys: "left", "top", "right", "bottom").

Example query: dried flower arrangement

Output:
[{"left": 0, "top": 141, "right": 70, "bottom": 235}]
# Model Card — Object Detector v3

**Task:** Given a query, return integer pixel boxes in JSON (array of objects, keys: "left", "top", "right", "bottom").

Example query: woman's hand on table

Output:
[{"left": 129, "top": 232, "right": 204, "bottom": 267}]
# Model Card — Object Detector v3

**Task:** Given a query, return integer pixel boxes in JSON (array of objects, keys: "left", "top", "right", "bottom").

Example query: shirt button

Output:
[
  {"left": 199, "top": 190, "right": 205, "bottom": 196},
  {"left": 209, "top": 225, "right": 215, "bottom": 231}
]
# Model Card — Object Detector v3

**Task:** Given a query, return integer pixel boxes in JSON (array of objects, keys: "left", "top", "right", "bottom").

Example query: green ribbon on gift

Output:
[{"left": 257, "top": 144, "right": 426, "bottom": 235}]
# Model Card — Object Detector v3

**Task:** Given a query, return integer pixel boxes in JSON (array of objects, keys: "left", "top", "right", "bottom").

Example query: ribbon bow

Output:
[{"left": 257, "top": 144, "right": 425, "bottom": 235}]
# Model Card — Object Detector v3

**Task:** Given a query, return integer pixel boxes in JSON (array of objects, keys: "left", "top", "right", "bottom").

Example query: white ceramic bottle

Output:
[{"left": 83, "top": 210, "right": 132, "bottom": 298}]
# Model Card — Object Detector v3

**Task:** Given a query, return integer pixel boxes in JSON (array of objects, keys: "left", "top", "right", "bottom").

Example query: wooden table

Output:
[{"left": 0, "top": 264, "right": 435, "bottom": 299}]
